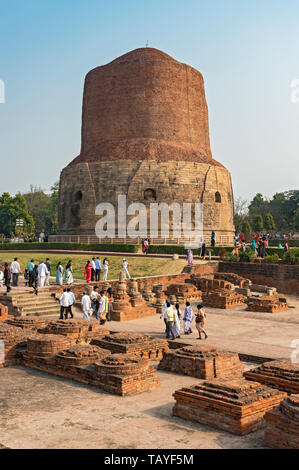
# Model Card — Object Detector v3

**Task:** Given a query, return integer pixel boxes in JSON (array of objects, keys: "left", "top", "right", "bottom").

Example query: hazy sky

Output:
[{"left": 0, "top": 0, "right": 298, "bottom": 202}]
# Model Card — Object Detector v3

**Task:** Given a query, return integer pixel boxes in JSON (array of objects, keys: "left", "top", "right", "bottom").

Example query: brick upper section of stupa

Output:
[{"left": 69, "top": 47, "right": 223, "bottom": 167}]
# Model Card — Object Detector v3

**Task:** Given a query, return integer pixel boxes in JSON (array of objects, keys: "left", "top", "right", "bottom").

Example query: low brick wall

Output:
[{"left": 219, "top": 262, "right": 299, "bottom": 295}]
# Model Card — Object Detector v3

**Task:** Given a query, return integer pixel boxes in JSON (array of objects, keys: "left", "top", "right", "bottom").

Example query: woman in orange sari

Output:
[{"left": 84, "top": 260, "right": 92, "bottom": 283}]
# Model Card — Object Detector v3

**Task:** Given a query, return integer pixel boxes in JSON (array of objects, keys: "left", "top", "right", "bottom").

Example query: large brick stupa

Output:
[{"left": 58, "top": 48, "right": 235, "bottom": 243}]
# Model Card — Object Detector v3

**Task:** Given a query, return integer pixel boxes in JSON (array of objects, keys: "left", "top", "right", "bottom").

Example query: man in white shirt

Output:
[
  {"left": 98, "top": 291, "right": 107, "bottom": 324},
  {"left": 10, "top": 258, "right": 21, "bottom": 286},
  {"left": 38, "top": 261, "right": 49, "bottom": 287},
  {"left": 122, "top": 258, "right": 131, "bottom": 279},
  {"left": 65, "top": 287, "right": 75, "bottom": 319},
  {"left": 90, "top": 286, "right": 99, "bottom": 319},
  {"left": 81, "top": 291, "right": 91, "bottom": 321},
  {"left": 59, "top": 288, "right": 69, "bottom": 319},
  {"left": 91, "top": 258, "right": 96, "bottom": 282}
]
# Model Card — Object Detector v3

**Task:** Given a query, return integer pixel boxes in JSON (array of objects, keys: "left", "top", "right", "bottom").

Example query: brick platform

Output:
[
  {"left": 246, "top": 295, "right": 289, "bottom": 313},
  {"left": 0, "top": 323, "right": 29, "bottom": 367},
  {"left": 91, "top": 332, "right": 169, "bottom": 360},
  {"left": 165, "top": 283, "right": 202, "bottom": 304},
  {"left": 244, "top": 360, "right": 299, "bottom": 394},
  {"left": 192, "top": 277, "right": 245, "bottom": 309},
  {"left": 111, "top": 277, "right": 157, "bottom": 321},
  {"left": 41, "top": 319, "right": 109, "bottom": 343},
  {"left": 94, "top": 353, "right": 160, "bottom": 396},
  {"left": 26, "top": 334, "right": 72, "bottom": 357},
  {"left": 5, "top": 316, "right": 49, "bottom": 331},
  {"left": 264, "top": 395, "right": 299, "bottom": 449},
  {"left": 55, "top": 344, "right": 111, "bottom": 366},
  {"left": 173, "top": 378, "right": 286, "bottom": 435},
  {"left": 158, "top": 345, "right": 244, "bottom": 379}
]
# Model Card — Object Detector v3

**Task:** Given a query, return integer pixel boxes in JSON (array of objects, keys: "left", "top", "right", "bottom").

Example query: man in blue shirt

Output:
[{"left": 95, "top": 257, "right": 101, "bottom": 281}]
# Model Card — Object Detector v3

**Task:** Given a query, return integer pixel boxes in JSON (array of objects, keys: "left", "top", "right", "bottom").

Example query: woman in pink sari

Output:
[{"left": 84, "top": 260, "right": 92, "bottom": 283}]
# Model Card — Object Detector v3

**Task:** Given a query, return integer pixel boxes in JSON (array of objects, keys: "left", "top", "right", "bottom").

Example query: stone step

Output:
[
  {"left": 10, "top": 298, "right": 58, "bottom": 307},
  {"left": 20, "top": 305, "right": 61, "bottom": 316}
]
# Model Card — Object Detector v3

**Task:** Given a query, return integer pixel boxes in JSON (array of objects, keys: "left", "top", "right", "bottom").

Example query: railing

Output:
[{"left": 49, "top": 234, "right": 234, "bottom": 246}]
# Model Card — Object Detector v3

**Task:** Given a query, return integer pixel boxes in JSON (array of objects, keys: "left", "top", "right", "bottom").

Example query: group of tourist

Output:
[
  {"left": 81, "top": 286, "right": 113, "bottom": 323},
  {"left": 141, "top": 238, "right": 150, "bottom": 255},
  {"left": 160, "top": 300, "right": 208, "bottom": 340},
  {"left": 233, "top": 231, "right": 290, "bottom": 258}
]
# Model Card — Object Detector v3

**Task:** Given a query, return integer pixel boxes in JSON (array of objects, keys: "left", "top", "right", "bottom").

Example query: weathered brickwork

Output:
[
  {"left": 264, "top": 395, "right": 299, "bottom": 449},
  {"left": 158, "top": 345, "right": 244, "bottom": 379},
  {"left": 0, "top": 304, "right": 8, "bottom": 322},
  {"left": 246, "top": 294, "right": 289, "bottom": 313},
  {"left": 91, "top": 332, "right": 168, "bottom": 360},
  {"left": 58, "top": 48, "right": 234, "bottom": 242},
  {"left": 173, "top": 378, "right": 286, "bottom": 435},
  {"left": 0, "top": 323, "right": 29, "bottom": 367},
  {"left": 41, "top": 319, "right": 109, "bottom": 342},
  {"left": 244, "top": 360, "right": 299, "bottom": 394}
]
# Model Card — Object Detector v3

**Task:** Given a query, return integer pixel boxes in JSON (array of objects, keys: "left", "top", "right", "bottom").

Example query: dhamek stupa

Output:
[{"left": 58, "top": 48, "right": 234, "bottom": 243}]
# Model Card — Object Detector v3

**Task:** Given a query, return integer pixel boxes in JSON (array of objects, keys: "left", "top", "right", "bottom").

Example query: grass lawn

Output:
[{"left": 0, "top": 253, "right": 192, "bottom": 280}]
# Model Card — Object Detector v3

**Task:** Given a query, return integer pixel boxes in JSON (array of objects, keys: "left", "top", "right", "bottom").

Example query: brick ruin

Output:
[
  {"left": 0, "top": 323, "right": 29, "bottom": 367},
  {"left": 244, "top": 360, "right": 299, "bottom": 394},
  {"left": 5, "top": 316, "right": 49, "bottom": 331},
  {"left": 264, "top": 395, "right": 299, "bottom": 449},
  {"left": 111, "top": 275, "right": 157, "bottom": 321},
  {"left": 245, "top": 294, "right": 289, "bottom": 313},
  {"left": 41, "top": 319, "right": 109, "bottom": 343},
  {"left": 165, "top": 283, "right": 201, "bottom": 304},
  {"left": 91, "top": 332, "right": 169, "bottom": 360},
  {"left": 173, "top": 378, "right": 286, "bottom": 435},
  {"left": 94, "top": 354, "right": 160, "bottom": 396},
  {"left": 158, "top": 345, "right": 244, "bottom": 379},
  {"left": 0, "top": 304, "right": 8, "bottom": 322},
  {"left": 193, "top": 277, "right": 245, "bottom": 309}
]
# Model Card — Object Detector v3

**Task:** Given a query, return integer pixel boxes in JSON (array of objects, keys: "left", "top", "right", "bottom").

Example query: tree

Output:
[
  {"left": 294, "top": 208, "right": 299, "bottom": 231},
  {"left": 234, "top": 197, "right": 248, "bottom": 231},
  {"left": 241, "top": 220, "right": 251, "bottom": 241},
  {"left": 264, "top": 213, "right": 276, "bottom": 232},
  {"left": 253, "top": 214, "right": 263, "bottom": 232},
  {"left": 248, "top": 193, "right": 268, "bottom": 218},
  {"left": 0, "top": 192, "right": 35, "bottom": 237},
  {"left": 22, "top": 182, "right": 59, "bottom": 235}
]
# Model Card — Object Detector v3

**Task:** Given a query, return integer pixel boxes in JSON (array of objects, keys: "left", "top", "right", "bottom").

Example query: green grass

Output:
[{"left": 0, "top": 252, "right": 191, "bottom": 280}]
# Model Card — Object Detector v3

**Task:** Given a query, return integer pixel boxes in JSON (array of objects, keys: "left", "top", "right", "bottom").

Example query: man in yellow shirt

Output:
[{"left": 166, "top": 302, "right": 176, "bottom": 340}]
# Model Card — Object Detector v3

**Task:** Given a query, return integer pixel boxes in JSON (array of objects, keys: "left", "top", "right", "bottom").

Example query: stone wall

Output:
[{"left": 219, "top": 262, "right": 299, "bottom": 295}]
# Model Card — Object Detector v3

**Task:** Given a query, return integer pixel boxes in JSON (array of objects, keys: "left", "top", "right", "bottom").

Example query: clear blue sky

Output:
[{"left": 0, "top": 0, "right": 298, "bottom": 202}]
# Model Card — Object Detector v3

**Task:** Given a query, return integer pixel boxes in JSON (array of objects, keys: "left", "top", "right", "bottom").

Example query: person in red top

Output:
[{"left": 84, "top": 261, "right": 92, "bottom": 283}]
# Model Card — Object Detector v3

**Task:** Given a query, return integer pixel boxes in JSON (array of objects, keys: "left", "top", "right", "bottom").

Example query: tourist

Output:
[
  {"left": 64, "top": 260, "right": 74, "bottom": 284},
  {"left": 95, "top": 257, "right": 101, "bottom": 281},
  {"left": 211, "top": 231, "right": 216, "bottom": 247},
  {"left": 144, "top": 238, "right": 149, "bottom": 255},
  {"left": 200, "top": 242, "right": 206, "bottom": 259},
  {"left": 81, "top": 291, "right": 92, "bottom": 321},
  {"left": 90, "top": 285, "right": 99, "bottom": 319},
  {"left": 91, "top": 257, "right": 96, "bottom": 282},
  {"left": 195, "top": 304, "right": 208, "bottom": 340},
  {"left": 122, "top": 258, "right": 131, "bottom": 279},
  {"left": 65, "top": 287, "right": 75, "bottom": 319},
  {"left": 10, "top": 257, "right": 21, "bottom": 286},
  {"left": 45, "top": 258, "right": 51, "bottom": 286},
  {"left": 27, "top": 259, "right": 34, "bottom": 287},
  {"left": 98, "top": 290, "right": 108, "bottom": 324},
  {"left": 183, "top": 301, "right": 194, "bottom": 335},
  {"left": 38, "top": 260, "right": 49, "bottom": 287},
  {"left": 103, "top": 258, "right": 109, "bottom": 281},
  {"left": 173, "top": 303, "right": 182, "bottom": 338},
  {"left": 186, "top": 249, "right": 193, "bottom": 265},
  {"left": 142, "top": 239, "right": 146, "bottom": 254},
  {"left": 31, "top": 265, "right": 39, "bottom": 295},
  {"left": 284, "top": 242, "right": 289, "bottom": 253},
  {"left": 165, "top": 301, "right": 176, "bottom": 340},
  {"left": 106, "top": 287, "right": 113, "bottom": 321},
  {"left": 4, "top": 263, "right": 11, "bottom": 293},
  {"left": 59, "top": 288, "right": 68, "bottom": 319},
  {"left": 0, "top": 268, "right": 4, "bottom": 287},
  {"left": 24, "top": 269, "right": 29, "bottom": 287},
  {"left": 251, "top": 239, "right": 257, "bottom": 254},
  {"left": 241, "top": 241, "right": 246, "bottom": 253},
  {"left": 84, "top": 260, "right": 92, "bottom": 283},
  {"left": 160, "top": 301, "right": 168, "bottom": 334},
  {"left": 56, "top": 261, "right": 63, "bottom": 285}
]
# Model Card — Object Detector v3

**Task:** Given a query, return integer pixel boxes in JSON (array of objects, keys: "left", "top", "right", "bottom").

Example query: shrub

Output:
[
  {"left": 0, "top": 242, "right": 139, "bottom": 253},
  {"left": 225, "top": 253, "right": 239, "bottom": 262},
  {"left": 263, "top": 254, "right": 279, "bottom": 264},
  {"left": 268, "top": 239, "right": 299, "bottom": 247},
  {"left": 239, "top": 248, "right": 256, "bottom": 262},
  {"left": 283, "top": 249, "right": 299, "bottom": 265}
]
